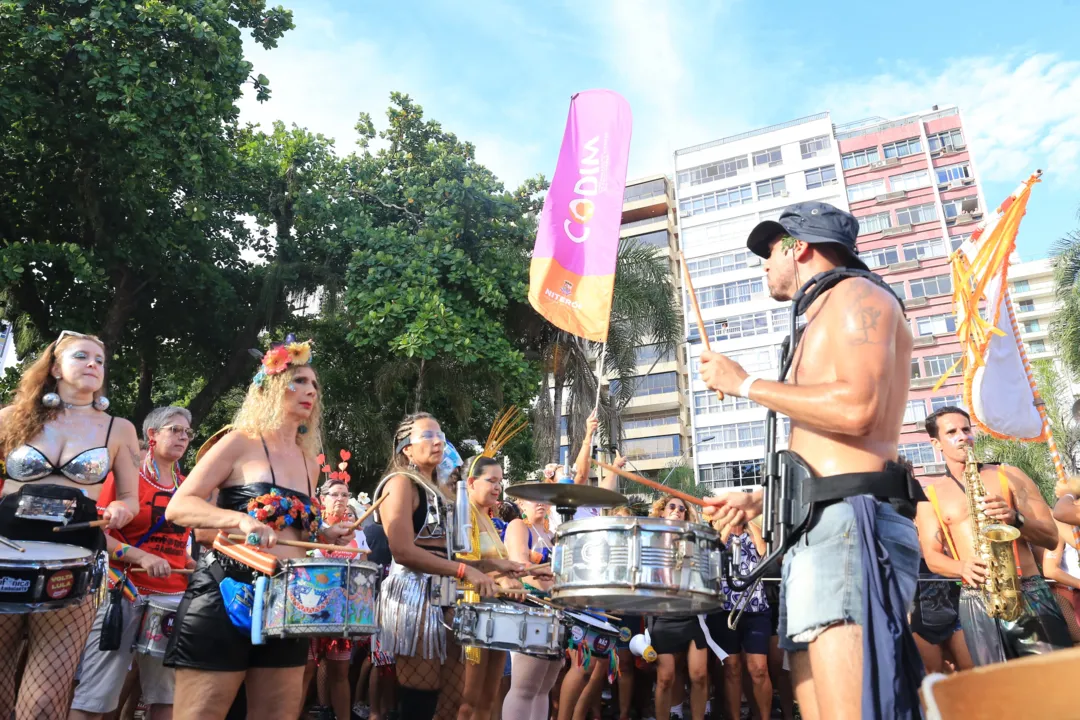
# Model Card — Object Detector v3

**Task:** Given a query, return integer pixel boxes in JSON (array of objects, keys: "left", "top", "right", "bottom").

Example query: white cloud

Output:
[{"left": 821, "top": 54, "right": 1080, "bottom": 182}]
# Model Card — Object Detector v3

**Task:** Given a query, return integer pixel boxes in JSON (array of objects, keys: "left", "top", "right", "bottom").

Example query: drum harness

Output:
[{"left": 725, "top": 267, "right": 920, "bottom": 629}]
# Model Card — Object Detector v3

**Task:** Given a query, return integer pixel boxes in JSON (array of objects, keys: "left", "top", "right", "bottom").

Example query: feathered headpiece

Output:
[
  {"left": 466, "top": 406, "right": 528, "bottom": 478},
  {"left": 250, "top": 333, "right": 313, "bottom": 387}
]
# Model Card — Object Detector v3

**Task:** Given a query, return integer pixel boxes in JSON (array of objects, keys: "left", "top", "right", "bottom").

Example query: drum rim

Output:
[
  {"left": 276, "top": 557, "right": 380, "bottom": 571},
  {"left": 0, "top": 541, "right": 95, "bottom": 564},
  {"left": 554, "top": 515, "right": 719, "bottom": 538}
]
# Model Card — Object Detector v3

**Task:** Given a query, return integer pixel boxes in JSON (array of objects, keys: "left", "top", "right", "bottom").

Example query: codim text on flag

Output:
[{"left": 528, "top": 90, "right": 632, "bottom": 342}]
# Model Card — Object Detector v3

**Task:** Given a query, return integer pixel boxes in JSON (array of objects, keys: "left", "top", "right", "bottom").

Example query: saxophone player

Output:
[{"left": 916, "top": 406, "right": 1070, "bottom": 665}]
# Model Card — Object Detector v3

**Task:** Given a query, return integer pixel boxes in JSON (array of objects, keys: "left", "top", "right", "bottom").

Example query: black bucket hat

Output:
[{"left": 746, "top": 201, "right": 868, "bottom": 273}]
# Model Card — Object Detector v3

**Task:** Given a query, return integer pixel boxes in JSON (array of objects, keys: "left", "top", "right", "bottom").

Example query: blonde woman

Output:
[
  {"left": 0, "top": 331, "right": 138, "bottom": 718},
  {"left": 164, "top": 339, "right": 352, "bottom": 720}
]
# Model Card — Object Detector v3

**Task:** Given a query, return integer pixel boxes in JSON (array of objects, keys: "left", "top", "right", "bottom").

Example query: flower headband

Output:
[{"left": 251, "top": 334, "right": 313, "bottom": 387}]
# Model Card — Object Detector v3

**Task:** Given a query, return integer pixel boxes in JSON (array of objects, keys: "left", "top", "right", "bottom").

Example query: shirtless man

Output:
[
  {"left": 916, "top": 406, "right": 1068, "bottom": 665},
  {"left": 697, "top": 201, "right": 923, "bottom": 720}
]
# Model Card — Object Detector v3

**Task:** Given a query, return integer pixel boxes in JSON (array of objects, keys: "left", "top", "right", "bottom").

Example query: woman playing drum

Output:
[
  {"left": 0, "top": 331, "right": 138, "bottom": 718},
  {"left": 162, "top": 339, "right": 351, "bottom": 720}
]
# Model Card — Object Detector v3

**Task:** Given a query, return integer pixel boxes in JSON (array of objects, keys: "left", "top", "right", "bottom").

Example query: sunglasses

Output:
[
  {"left": 412, "top": 430, "right": 446, "bottom": 444},
  {"left": 666, "top": 503, "right": 687, "bottom": 513},
  {"left": 159, "top": 425, "right": 195, "bottom": 439}
]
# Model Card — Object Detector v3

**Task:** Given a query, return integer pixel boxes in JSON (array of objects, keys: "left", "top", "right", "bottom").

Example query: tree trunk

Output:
[
  {"left": 134, "top": 345, "right": 156, "bottom": 430},
  {"left": 551, "top": 367, "right": 564, "bottom": 464},
  {"left": 100, "top": 266, "right": 134, "bottom": 352},
  {"left": 413, "top": 358, "right": 426, "bottom": 414}
]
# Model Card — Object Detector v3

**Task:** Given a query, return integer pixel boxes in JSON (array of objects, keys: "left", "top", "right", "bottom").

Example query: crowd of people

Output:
[{"left": 4, "top": 202, "right": 1080, "bottom": 720}]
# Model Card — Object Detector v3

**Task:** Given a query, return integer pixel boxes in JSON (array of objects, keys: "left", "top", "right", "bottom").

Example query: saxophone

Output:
[{"left": 964, "top": 445, "right": 1023, "bottom": 621}]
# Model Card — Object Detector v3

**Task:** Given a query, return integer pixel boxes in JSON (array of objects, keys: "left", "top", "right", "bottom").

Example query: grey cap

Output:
[{"left": 746, "top": 201, "right": 867, "bottom": 272}]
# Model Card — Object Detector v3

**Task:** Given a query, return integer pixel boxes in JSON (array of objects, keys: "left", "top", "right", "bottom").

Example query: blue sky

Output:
[{"left": 239, "top": 0, "right": 1080, "bottom": 261}]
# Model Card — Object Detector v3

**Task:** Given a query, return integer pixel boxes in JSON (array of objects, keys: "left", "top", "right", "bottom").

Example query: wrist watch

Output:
[{"left": 1010, "top": 510, "right": 1026, "bottom": 529}]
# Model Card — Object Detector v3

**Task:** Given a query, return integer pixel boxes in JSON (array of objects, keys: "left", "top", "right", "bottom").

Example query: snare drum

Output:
[
  {"left": 0, "top": 541, "right": 96, "bottom": 613},
  {"left": 552, "top": 516, "right": 724, "bottom": 614},
  {"left": 563, "top": 610, "right": 620, "bottom": 663},
  {"left": 133, "top": 595, "right": 183, "bottom": 657},
  {"left": 262, "top": 557, "right": 380, "bottom": 638},
  {"left": 452, "top": 601, "right": 564, "bottom": 658}
]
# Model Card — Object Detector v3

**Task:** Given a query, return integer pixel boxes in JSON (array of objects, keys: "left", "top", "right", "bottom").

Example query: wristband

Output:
[
  {"left": 111, "top": 543, "right": 133, "bottom": 561},
  {"left": 736, "top": 374, "right": 763, "bottom": 399},
  {"left": 456, "top": 562, "right": 467, "bottom": 580}
]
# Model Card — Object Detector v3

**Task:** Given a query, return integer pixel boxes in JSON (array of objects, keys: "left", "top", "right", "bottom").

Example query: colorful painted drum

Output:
[
  {"left": 262, "top": 558, "right": 379, "bottom": 638},
  {"left": 133, "top": 594, "right": 183, "bottom": 657}
]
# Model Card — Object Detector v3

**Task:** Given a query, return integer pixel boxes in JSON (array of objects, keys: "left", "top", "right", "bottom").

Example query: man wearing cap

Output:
[{"left": 699, "top": 202, "right": 924, "bottom": 720}]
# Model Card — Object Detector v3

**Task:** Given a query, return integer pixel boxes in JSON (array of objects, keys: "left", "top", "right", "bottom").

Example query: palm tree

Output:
[
  {"left": 531, "top": 238, "right": 683, "bottom": 463},
  {"left": 974, "top": 359, "right": 1080, "bottom": 504},
  {"left": 1051, "top": 226, "right": 1080, "bottom": 375}
]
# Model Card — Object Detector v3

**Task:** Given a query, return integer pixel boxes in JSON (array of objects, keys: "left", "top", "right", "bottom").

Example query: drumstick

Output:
[
  {"left": 130, "top": 568, "right": 195, "bottom": 575},
  {"left": 225, "top": 534, "right": 369, "bottom": 555},
  {"left": 679, "top": 251, "right": 724, "bottom": 401},
  {"left": 0, "top": 535, "right": 24, "bottom": 552},
  {"left": 494, "top": 562, "right": 550, "bottom": 579},
  {"left": 592, "top": 460, "right": 705, "bottom": 508},
  {"left": 348, "top": 494, "right": 387, "bottom": 531},
  {"left": 53, "top": 519, "right": 110, "bottom": 532}
]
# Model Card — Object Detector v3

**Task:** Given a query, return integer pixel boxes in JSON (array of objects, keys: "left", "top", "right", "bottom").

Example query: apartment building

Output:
[
  {"left": 672, "top": 113, "right": 848, "bottom": 491},
  {"left": 836, "top": 106, "right": 986, "bottom": 476},
  {"left": 557, "top": 175, "right": 693, "bottom": 482}
]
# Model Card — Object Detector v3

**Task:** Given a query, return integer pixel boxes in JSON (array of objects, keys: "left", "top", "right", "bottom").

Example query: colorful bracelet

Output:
[
  {"left": 456, "top": 562, "right": 467, "bottom": 580},
  {"left": 111, "top": 543, "right": 133, "bottom": 561}
]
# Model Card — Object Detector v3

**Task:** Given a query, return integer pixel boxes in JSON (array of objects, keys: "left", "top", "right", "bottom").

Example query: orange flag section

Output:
[{"left": 528, "top": 256, "right": 615, "bottom": 342}]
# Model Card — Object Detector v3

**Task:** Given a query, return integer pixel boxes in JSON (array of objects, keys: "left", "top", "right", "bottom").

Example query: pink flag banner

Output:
[{"left": 528, "top": 90, "right": 632, "bottom": 342}]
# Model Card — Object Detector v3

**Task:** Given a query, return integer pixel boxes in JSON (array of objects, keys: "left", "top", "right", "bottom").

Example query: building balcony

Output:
[
  {"left": 881, "top": 224, "right": 915, "bottom": 238},
  {"left": 624, "top": 390, "right": 684, "bottom": 413},
  {"left": 875, "top": 190, "right": 908, "bottom": 205},
  {"left": 621, "top": 214, "right": 673, "bottom": 236},
  {"left": 622, "top": 422, "right": 685, "bottom": 441},
  {"left": 912, "top": 335, "right": 936, "bottom": 348},
  {"left": 911, "top": 375, "right": 959, "bottom": 390}
]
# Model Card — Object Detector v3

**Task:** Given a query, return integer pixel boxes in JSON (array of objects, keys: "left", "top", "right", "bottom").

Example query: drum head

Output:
[{"left": 0, "top": 541, "right": 93, "bottom": 563}]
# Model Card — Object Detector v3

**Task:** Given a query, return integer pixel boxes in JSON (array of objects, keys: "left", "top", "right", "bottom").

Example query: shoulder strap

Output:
[
  {"left": 104, "top": 416, "right": 116, "bottom": 444},
  {"left": 926, "top": 485, "right": 959, "bottom": 559},
  {"left": 997, "top": 465, "right": 1024, "bottom": 578},
  {"left": 260, "top": 437, "right": 277, "bottom": 487}
]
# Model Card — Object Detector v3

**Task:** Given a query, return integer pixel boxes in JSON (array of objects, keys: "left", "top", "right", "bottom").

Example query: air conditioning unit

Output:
[
  {"left": 747, "top": 256, "right": 762, "bottom": 267},
  {"left": 780, "top": 190, "right": 789, "bottom": 197},
  {"left": 953, "top": 143, "right": 967, "bottom": 151},
  {"left": 948, "top": 179, "right": 965, "bottom": 189},
  {"left": 881, "top": 223, "right": 914, "bottom": 237},
  {"left": 937, "top": 181, "right": 950, "bottom": 190},
  {"left": 954, "top": 212, "right": 974, "bottom": 224},
  {"left": 875, "top": 190, "right": 908, "bottom": 203},
  {"left": 923, "top": 462, "right": 947, "bottom": 475},
  {"left": 870, "top": 157, "right": 902, "bottom": 170}
]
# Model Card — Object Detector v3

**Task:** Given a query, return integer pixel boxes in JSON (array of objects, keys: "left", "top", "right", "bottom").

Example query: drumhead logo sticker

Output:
[
  {"left": 570, "top": 626, "right": 585, "bottom": 643},
  {"left": 593, "top": 635, "right": 612, "bottom": 654},
  {"left": 162, "top": 612, "right": 176, "bottom": 638},
  {"left": 46, "top": 570, "right": 74, "bottom": 599},
  {"left": 0, "top": 576, "right": 31, "bottom": 593}
]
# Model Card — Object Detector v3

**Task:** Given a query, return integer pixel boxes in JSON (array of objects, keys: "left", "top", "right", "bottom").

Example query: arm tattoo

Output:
[{"left": 848, "top": 283, "right": 882, "bottom": 346}]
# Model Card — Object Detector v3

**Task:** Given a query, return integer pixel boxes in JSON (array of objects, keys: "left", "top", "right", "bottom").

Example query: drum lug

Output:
[{"left": 709, "top": 549, "right": 722, "bottom": 582}]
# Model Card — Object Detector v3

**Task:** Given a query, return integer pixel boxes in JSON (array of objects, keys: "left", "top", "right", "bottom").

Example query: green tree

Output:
[
  {"left": 975, "top": 359, "right": 1079, "bottom": 504},
  {"left": 1052, "top": 226, "right": 1080, "bottom": 376}
]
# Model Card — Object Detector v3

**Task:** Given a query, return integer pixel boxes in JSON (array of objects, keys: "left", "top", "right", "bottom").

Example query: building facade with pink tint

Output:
[{"left": 836, "top": 106, "right": 988, "bottom": 476}]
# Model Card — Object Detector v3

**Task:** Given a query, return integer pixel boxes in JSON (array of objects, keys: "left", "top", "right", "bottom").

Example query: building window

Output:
[
  {"left": 858, "top": 212, "right": 892, "bottom": 235},
  {"left": 930, "top": 395, "right": 965, "bottom": 412},
  {"left": 915, "top": 313, "right": 957, "bottom": 336},
  {"left": 909, "top": 274, "right": 952, "bottom": 298},
  {"left": 687, "top": 310, "right": 779, "bottom": 345},
  {"left": 935, "top": 163, "right": 972, "bottom": 185},
  {"left": 882, "top": 138, "right": 922, "bottom": 159},
  {"left": 753, "top": 146, "right": 782, "bottom": 167},
  {"left": 800, "top": 135, "right": 831, "bottom": 160},
  {"left": 622, "top": 435, "right": 682, "bottom": 461},
  {"left": 903, "top": 399, "right": 928, "bottom": 424},
  {"left": 928, "top": 129, "right": 965, "bottom": 153},
  {"left": 847, "top": 178, "right": 886, "bottom": 202},
  {"left": 890, "top": 282, "right": 907, "bottom": 300},
  {"left": 804, "top": 165, "right": 838, "bottom": 189},
  {"left": 924, "top": 352, "right": 963, "bottom": 377},
  {"left": 1023, "top": 319, "right": 1040, "bottom": 333},
  {"left": 902, "top": 238, "right": 946, "bottom": 262},
  {"left": 623, "top": 178, "right": 667, "bottom": 203},
  {"left": 943, "top": 197, "right": 978, "bottom": 220},
  {"left": 841, "top": 147, "right": 880, "bottom": 170},
  {"left": 890, "top": 169, "right": 931, "bottom": 192},
  {"left": 910, "top": 358, "right": 922, "bottom": 379},
  {"left": 724, "top": 346, "right": 777, "bottom": 374},
  {"left": 677, "top": 155, "right": 750, "bottom": 188},
  {"left": 679, "top": 184, "right": 753, "bottom": 217},
  {"left": 1018, "top": 299, "right": 1036, "bottom": 312},
  {"left": 898, "top": 442, "right": 937, "bottom": 466},
  {"left": 949, "top": 234, "right": 969, "bottom": 253},
  {"left": 687, "top": 249, "right": 753, "bottom": 279},
  {"left": 613, "top": 372, "right": 678, "bottom": 399},
  {"left": 693, "top": 277, "right": 765, "bottom": 310},
  {"left": 1028, "top": 339, "right": 1047, "bottom": 353},
  {"left": 1013, "top": 279, "right": 1031, "bottom": 293},
  {"left": 756, "top": 176, "right": 787, "bottom": 200},
  {"left": 859, "top": 246, "right": 900, "bottom": 269},
  {"left": 895, "top": 203, "right": 938, "bottom": 226},
  {"left": 634, "top": 344, "right": 675, "bottom": 365},
  {"left": 699, "top": 460, "right": 764, "bottom": 489},
  {"left": 624, "top": 229, "right": 669, "bottom": 249},
  {"left": 680, "top": 213, "right": 757, "bottom": 250},
  {"left": 694, "top": 390, "right": 756, "bottom": 415},
  {"left": 697, "top": 421, "right": 766, "bottom": 451},
  {"left": 623, "top": 412, "right": 681, "bottom": 431}
]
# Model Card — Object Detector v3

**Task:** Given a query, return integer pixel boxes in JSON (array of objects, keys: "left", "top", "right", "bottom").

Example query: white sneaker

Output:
[{"left": 352, "top": 701, "right": 371, "bottom": 719}]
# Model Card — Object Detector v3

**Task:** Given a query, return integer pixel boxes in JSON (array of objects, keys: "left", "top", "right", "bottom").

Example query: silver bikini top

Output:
[{"left": 5, "top": 417, "right": 115, "bottom": 485}]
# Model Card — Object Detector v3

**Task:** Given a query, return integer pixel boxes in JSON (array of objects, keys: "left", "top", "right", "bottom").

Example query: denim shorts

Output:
[{"left": 778, "top": 498, "right": 920, "bottom": 652}]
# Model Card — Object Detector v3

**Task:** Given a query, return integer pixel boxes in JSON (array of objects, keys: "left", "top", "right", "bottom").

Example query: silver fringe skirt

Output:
[{"left": 377, "top": 561, "right": 448, "bottom": 661}]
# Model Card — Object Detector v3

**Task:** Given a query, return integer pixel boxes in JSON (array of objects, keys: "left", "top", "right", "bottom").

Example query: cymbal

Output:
[{"left": 506, "top": 482, "right": 627, "bottom": 508}]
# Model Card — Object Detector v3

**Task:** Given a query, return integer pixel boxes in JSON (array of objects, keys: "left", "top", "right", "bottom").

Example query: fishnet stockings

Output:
[
  {"left": 434, "top": 638, "right": 465, "bottom": 720},
  {"left": 0, "top": 596, "right": 96, "bottom": 719},
  {"left": 1050, "top": 585, "right": 1080, "bottom": 643}
]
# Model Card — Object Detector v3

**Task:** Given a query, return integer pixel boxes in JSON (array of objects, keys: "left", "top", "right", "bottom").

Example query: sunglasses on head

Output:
[{"left": 56, "top": 330, "right": 103, "bottom": 347}]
